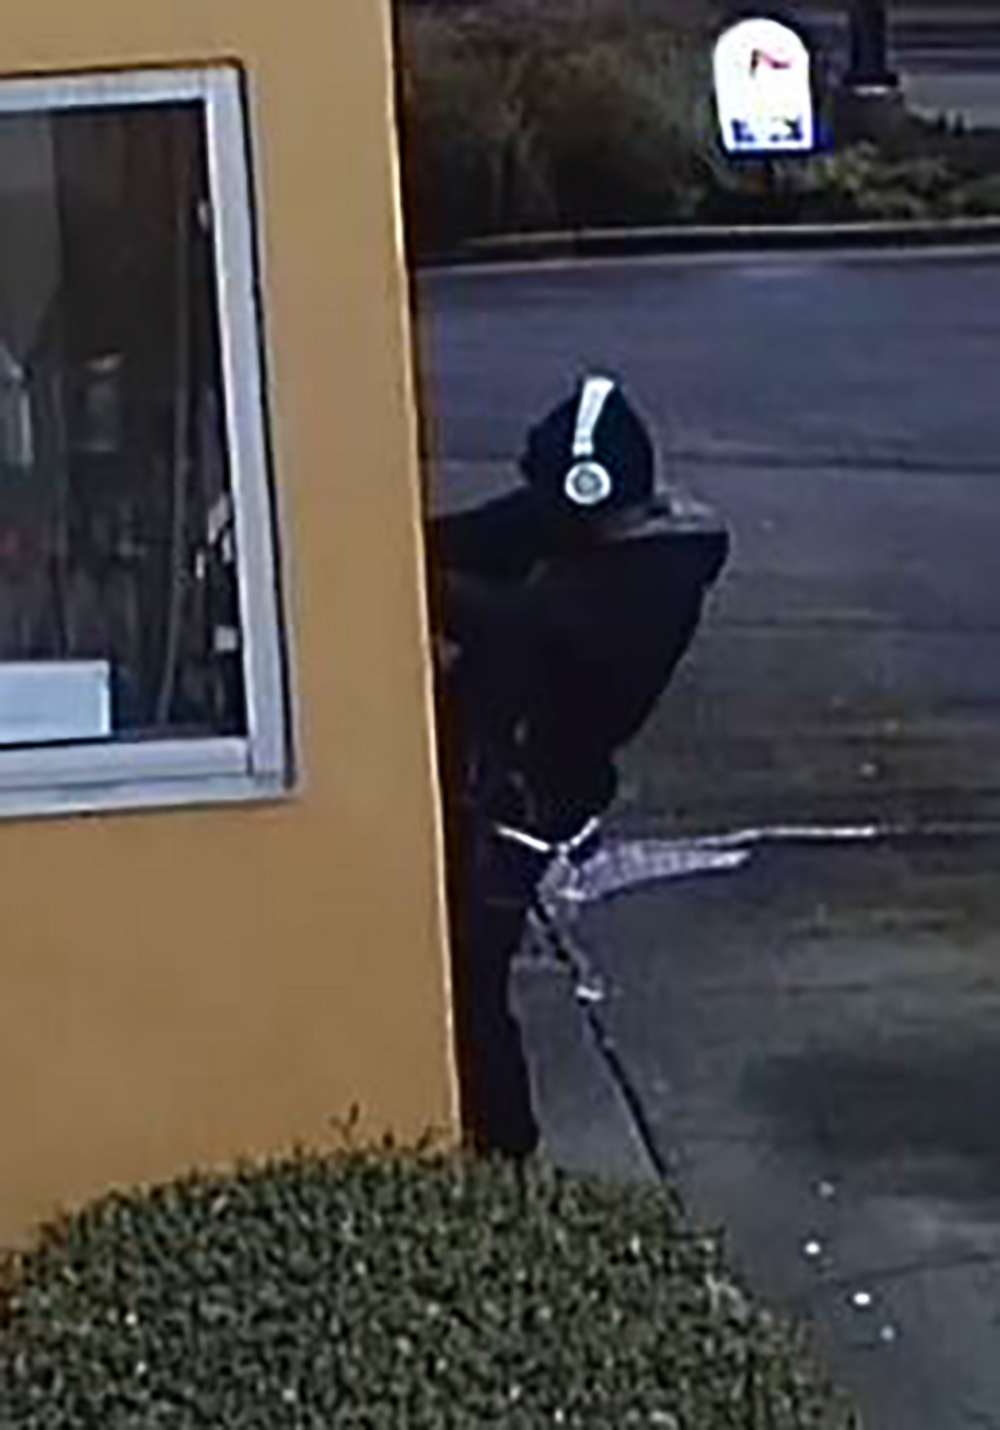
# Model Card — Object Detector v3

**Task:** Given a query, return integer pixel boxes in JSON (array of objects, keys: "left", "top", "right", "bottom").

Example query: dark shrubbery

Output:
[
  {"left": 396, "top": 4, "right": 719, "bottom": 252},
  {"left": 396, "top": 13, "right": 552, "bottom": 254},
  {"left": 0, "top": 1147, "right": 860, "bottom": 1427},
  {"left": 395, "top": 1, "right": 1000, "bottom": 255},
  {"left": 942, "top": 170, "right": 1000, "bottom": 216},
  {"left": 525, "top": 40, "right": 714, "bottom": 230},
  {"left": 789, "top": 144, "right": 961, "bottom": 223}
]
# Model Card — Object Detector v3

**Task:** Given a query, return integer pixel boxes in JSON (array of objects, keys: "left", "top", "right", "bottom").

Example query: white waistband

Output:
[{"left": 492, "top": 815, "right": 602, "bottom": 857}]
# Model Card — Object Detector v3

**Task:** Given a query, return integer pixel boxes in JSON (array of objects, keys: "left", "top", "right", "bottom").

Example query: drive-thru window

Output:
[{"left": 0, "top": 65, "right": 289, "bottom": 816}]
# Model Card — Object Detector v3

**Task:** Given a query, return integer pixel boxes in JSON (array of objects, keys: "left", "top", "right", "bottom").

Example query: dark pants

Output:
[
  {"left": 436, "top": 657, "right": 614, "bottom": 1157},
  {"left": 446, "top": 812, "right": 549, "bottom": 1157}
]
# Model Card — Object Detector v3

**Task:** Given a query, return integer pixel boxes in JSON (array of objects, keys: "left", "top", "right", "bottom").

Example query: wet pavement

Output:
[{"left": 516, "top": 831, "right": 1000, "bottom": 1429}]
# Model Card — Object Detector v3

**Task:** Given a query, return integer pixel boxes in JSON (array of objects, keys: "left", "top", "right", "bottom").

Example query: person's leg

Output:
[
  {"left": 447, "top": 815, "right": 547, "bottom": 1158},
  {"left": 517, "top": 733, "right": 618, "bottom": 844}
]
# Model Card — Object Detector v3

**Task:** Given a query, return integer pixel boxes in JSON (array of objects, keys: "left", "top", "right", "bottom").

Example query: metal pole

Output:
[{"left": 845, "top": 0, "right": 898, "bottom": 90}]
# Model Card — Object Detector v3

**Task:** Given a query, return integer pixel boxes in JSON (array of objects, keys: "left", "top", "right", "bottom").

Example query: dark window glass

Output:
[{"left": 0, "top": 102, "right": 246, "bottom": 746}]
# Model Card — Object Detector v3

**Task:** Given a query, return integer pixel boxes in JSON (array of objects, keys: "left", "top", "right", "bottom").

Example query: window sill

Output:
[{"left": 0, "top": 737, "right": 293, "bottom": 820}]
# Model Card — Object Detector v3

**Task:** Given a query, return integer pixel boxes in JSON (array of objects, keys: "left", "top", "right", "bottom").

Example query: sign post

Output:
[
  {"left": 844, "top": 0, "right": 898, "bottom": 92},
  {"left": 838, "top": 0, "right": 902, "bottom": 144}
]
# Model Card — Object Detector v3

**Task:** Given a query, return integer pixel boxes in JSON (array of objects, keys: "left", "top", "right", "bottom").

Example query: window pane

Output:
[{"left": 0, "top": 99, "right": 246, "bottom": 746}]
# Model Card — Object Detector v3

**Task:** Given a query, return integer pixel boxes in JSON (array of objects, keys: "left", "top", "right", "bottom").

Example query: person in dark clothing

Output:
[{"left": 427, "top": 374, "right": 729, "bottom": 1156}]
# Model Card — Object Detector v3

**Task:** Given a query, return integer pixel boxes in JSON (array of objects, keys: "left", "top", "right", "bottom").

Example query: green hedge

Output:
[{"left": 0, "top": 1147, "right": 860, "bottom": 1427}]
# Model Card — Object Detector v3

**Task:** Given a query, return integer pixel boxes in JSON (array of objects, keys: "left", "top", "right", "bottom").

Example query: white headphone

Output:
[{"left": 563, "top": 375, "right": 616, "bottom": 507}]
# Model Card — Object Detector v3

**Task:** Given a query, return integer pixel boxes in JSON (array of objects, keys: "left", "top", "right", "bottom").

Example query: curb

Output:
[
  {"left": 423, "top": 217, "right": 1000, "bottom": 268},
  {"left": 514, "top": 906, "right": 659, "bottom": 1186}
]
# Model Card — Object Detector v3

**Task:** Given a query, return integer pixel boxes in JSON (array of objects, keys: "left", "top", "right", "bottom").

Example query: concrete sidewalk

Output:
[{"left": 516, "top": 830, "right": 1000, "bottom": 1429}]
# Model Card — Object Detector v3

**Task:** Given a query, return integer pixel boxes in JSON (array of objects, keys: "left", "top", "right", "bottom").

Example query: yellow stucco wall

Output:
[{"left": 0, "top": 1, "right": 457, "bottom": 1246}]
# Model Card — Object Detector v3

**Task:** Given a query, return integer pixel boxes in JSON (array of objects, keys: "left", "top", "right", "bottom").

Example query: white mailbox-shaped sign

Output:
[{"left": 713, "top": 17, "right": 815, "bottom": 156}]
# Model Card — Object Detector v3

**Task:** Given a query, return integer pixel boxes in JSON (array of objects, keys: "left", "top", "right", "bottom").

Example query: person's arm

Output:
[
  {"left": 435, "top": 567, "right": 536, "bottom": 649},
  {"left": 427, "top": 489, "right": 541, "bottom": 583},
  {"left": 638, "top": 494, "right": 731, "bottom": 590}
]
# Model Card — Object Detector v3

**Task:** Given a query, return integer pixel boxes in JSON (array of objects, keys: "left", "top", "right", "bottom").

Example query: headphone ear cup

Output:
[{"left": 563, "top": 460, "right": 613, "bottom": 507}]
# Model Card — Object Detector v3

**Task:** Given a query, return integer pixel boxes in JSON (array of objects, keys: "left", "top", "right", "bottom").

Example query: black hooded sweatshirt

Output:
[{"left": 427, "top": 380, "right": 729, "bottom": 838}]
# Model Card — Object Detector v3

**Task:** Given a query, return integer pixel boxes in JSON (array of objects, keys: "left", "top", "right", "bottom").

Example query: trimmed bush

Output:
[{"left": 0, "top": 1147, "right": 860, "bottom": 1427}]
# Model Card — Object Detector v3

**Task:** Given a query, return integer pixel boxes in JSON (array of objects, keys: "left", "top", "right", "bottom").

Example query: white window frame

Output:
[{"left": 0, "top": 64, "right": 294, "bottom": 819}]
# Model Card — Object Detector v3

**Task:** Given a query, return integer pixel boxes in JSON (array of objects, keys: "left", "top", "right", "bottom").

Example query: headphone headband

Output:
[
  {"left": 564, "top": 375, "right": 616, "bottom": 507},
  {"left": 571, "top": 376, "right": 616, "bottom": 458}
]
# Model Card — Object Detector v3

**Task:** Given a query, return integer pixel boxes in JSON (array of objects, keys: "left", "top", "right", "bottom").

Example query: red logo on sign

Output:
[{"left": 750, "top": 48, "right": 792, "bottom": 76}]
